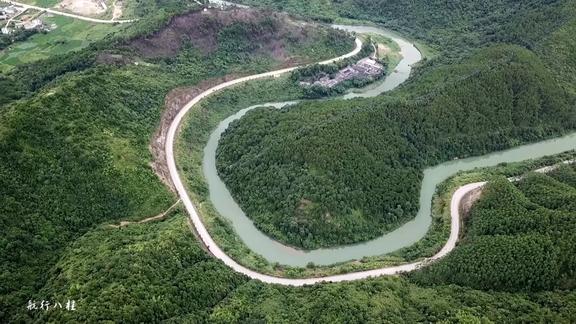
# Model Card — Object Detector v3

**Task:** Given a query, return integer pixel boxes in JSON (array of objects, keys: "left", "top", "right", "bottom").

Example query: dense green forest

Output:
[
  {"left": 15, "top": 171, "right": 576, "bottom": 322},
  {"left": 0, "top": 29, "right": 39, "bottom": 51},
  {"left": 0, "top": 8, "right": 352, "bottom": 322},
  {"left": 237, "top": 0, "right": 572, "bottom": 54},
  {"left": 217, "top": 44, "right": 576, "bottom": 248},
  {"left": 216, "top": 0, "right": 576, "bottom": 248},
  {"left": 2, "top": 0, "right": 576, "bottom": 322},
  {"left": 412, "top": 164, "right": 576, "bottom": 292}
]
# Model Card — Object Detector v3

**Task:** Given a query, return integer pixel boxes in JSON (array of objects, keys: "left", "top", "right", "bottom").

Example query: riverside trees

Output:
[
  {"left": 411, "top": 166, "right": 576, "bottom": 292},
  {"left": 216, "top": 44, "right": 576, "bottom": 249}
]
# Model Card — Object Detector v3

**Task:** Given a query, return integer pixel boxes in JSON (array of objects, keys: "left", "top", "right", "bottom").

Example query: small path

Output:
[
  {"left": 1, "top": 0, "right": 136, "bottom": 24},
  {"left": 111, "top": 0, "right": 123, "bottom": 21},
  {"left": 108, "top": 199, "right": 181, "bottom": 228}
]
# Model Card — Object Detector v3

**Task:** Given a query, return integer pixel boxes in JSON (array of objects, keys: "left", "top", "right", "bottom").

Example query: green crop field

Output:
[
  {"left": 0, "top": 15, "right": 119, "bottom": 72},
  {"left": 8, "top": 0, "right": 60, "bottom": 6}
]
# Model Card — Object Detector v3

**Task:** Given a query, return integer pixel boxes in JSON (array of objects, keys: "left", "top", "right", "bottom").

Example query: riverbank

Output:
[
  {"left": 175, "top": 24, "right": 427, "bottom": 278},
  {"left": 180, "top": 83, "right": 576, "bottom": 281},
  {"left": 180, "top": 80, "right": 576, "bottom": 282},
  {"left": 176, "top": 23, "right": 576, "bottom": 280}
]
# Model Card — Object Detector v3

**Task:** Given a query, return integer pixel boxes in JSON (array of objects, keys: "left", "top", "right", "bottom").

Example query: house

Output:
[
  {"left": 3, "top": 6, "right": 19, "bottom": 16},
  {"left": 21, "top": 18, "right": 43, "bottom": 30},
  {"left": 311, "top": 57, "right": 385, "bottom": 88}
]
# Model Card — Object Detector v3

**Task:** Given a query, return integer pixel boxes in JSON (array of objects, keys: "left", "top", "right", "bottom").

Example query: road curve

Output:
[
  {"left": 1, "top": 0, "right": 136, "bottom": 24},
  {"left": 165, "top": 37, "right": 483, "bottom": 285},
  {"left": 166, "top": 32, "right": 572, "bottom": 284},
  {"left": 164, "top": 36, "right": 469, "bottom": 285},
  {"left": 167, "top": 33, "right": 567, "bottom": 285},
  {"left": 165, "top": 29, "right": 576, "bottom": 284}
]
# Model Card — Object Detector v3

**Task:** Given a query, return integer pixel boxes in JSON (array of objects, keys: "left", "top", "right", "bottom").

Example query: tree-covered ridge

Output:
[
  {"left": 20, "top": 210, "right": 576, "bottom": 323},
  {"left": 411, "top": 164, "right": 576, "bottom": 292},
  {"left": 238, "top": 0, "right": 573, "bottom": 53},
  {"left": 216, "top": 44, "right": 576, "bottom": 249},
  {"left": 29, "top": 212, "right": 247, "bottom": 323},
  {"left": 0, "top": 9, "right": 353, "bottom": 321}
]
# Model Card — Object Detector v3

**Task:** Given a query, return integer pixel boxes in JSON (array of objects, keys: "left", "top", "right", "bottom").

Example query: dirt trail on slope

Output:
[
  {"left": 108, "top": 199, "right": 181, "bottom": 228},
  {"left": 150, "top": 75, "right": 241, "bottom": 192},
  {"left": 56, "top": 0, "right": 107, "bottom": 17}
]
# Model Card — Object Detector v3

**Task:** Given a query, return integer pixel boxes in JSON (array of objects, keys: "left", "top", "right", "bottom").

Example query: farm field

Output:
[{"left": 0, "top": 15, "right": 119, "bottom": 71}]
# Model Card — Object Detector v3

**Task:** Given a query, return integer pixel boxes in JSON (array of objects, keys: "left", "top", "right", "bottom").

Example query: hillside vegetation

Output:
[
  {"left": 0, "top": 8, "right": 353, "bottom": 322},
  {"left": 216, "top": 0, "right": 576, "bottom": 248},
  {"left": 412, "top": 164, "right": 576, "bottom": 292},
  {"left": 217, "top": 44, "right": 576, "bottom": 248},
  {"left": 20, "top": 180, "right": 576, "bottom": 322},
  {"left": 238, "top": 0, "right": 572, "bottom": 52},
  {"left": 2, "top": 1, "right": 576, "bottom": 322}
]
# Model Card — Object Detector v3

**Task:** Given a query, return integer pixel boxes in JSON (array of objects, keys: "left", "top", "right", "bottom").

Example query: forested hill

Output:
[
  {"left": 217, "top": 44, "right": 576, "bottom": 249},
  {"left": 216, "top": 1, "right": 576, "bottom": 249},
  {"left": 412, "top": 165, "right": 576, "bottom": 292},
  {"left": 237, "top": 0, "right": 572, "bottom": 52},
  {"left": 0, "top": 8, "right": 353, "bottom": 322},
  {"left": 19, "top": 160, "right": 576, "bottom": 322}
]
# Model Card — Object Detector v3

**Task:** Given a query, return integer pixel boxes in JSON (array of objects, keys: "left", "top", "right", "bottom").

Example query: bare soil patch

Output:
[
  {"left": 459, "top": 187, "right": 484, "bottom": 217},
  {"left": 458, "top": 187, "right": 484, "bottom": 238},
  {"left": 56, "top": 0, "right": 107, "bottom": 17},
  {"left": 112, "top": 0, "right": 122, "bottom": 20},
  {"left": 150, "top": 75, "right": 241, "bottom": 191},
  {"left": 127, "top": 8, "right": 310, "bottom": 60},
  {"left": 377, "top": 43, "right": 391, "bottom": 57}
]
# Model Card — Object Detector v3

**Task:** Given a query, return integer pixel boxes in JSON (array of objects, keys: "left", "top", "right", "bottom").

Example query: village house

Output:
[{"left": 313, "top": 57, "right": 385, "bottom": 88}]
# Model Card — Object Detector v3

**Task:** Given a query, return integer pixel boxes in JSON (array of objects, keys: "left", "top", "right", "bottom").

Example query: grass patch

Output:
[
  {"left": 15, "top": 0, "right": 61, "bottom": 6},
  {"left": 364, "top": 33, "right": 402, "bottom": 73},
  {"left": 0, "top": 15, "right": 120, "bottom": 72}
]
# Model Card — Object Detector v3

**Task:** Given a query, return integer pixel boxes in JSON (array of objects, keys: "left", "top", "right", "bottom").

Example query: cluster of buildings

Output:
[
  {"left": 305, "top": 58, "right": 385, "bottom": 88},
  {"left": 1, "top": 4, "right": 46, "bottom": 35},
  {"left": 207, "top": 0, "right": 249, "bottom": 9},
  {"left": 0, "top": 4, "right": 20, "bottom": 19}
]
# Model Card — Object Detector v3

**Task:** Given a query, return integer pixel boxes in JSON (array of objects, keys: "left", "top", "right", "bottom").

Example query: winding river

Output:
[{"left": 201, "top": 25, "right": 576, "bottom": 267}]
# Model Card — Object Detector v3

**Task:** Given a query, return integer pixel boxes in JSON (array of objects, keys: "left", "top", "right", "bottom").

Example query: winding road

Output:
[
  {"left": 1, "top": 0, "right": 136, "bottom": 23},
  {"left": 165, "top": 22, "right": 576, "bottom": 284},
  {"left": 163, "top": 19, "right": 576, "bottom": 284},
  {"left": 164, "top": 36, "right": 472, "bottom": 286}
]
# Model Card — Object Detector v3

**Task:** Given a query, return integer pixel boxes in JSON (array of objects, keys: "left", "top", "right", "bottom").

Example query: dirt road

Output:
[{"left": 1, "top": 0, "right": 135, "bottom": 23}]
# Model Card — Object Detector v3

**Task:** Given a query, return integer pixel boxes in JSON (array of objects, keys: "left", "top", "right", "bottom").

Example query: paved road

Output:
[
  {"left": 165, "top": 30, "right": 574, "bottom": 285},
  {"left": 164, "top": 38, "right": 446, "bottom": 285},
  {"left": 1, "top": 0, "right": 136, "bottom": 23}
]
